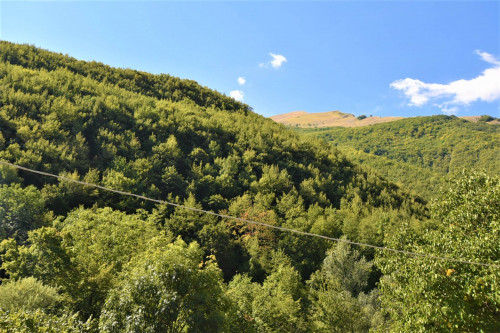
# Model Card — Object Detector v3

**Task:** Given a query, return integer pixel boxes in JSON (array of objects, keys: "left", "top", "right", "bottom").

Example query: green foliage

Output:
[
  {"left": 377, "top": 171, "right": 500, "bottom": 332},
  {"left": 226, "top": 252, "right": 309, "bottom": 333},
  {"left": 0, "top": 163, "right": 22, "bottom": 184},
  {"left": 59, "top": 207, "right": 167, "bottom": 318},
  {"left": 41, "top": 169, "right": 101, "bottom": 215},
  {"left": 307, "top": 240, "right": 382, "bottom": 332},
  {"left": 0, "top": 275, "right": 94, "bottom": 332},
  {"left": 0, "top": 309, "right": 95, "bottom": 333},
  {"left": 0, "top": 42, "right": 420, "bottom": 221},
  {"left": 1, "top": 207, "right": 169, "bottom": 319},
  {"left": 316, "top": 239, "right": 372, "bottom": 296},
  {"left": 99, "top": 238, "right": 227, "bottom": 333},
  {"left": 0, "top": 184, "right": 50, "bottom": 242},
  {"left": 0, "top": 277, "right": 62, "bottom": 312},
  {"left": 250, "top": 164, "right": 293, "bottom": 195},
  {"left": 0, "top": 227, "right": 76, "bottom": 289},
  {"left": 478, "top": 115, "right": 495, "bottom": 122}
]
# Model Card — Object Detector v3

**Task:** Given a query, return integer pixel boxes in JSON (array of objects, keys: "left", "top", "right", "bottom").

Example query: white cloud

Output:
[
  {"left": 260, "top": 53, "right": 287, "bottom": 69},
  {"left": 230, "top": 90, "right": 244, "bottom": 101},
  {"left": 391, "top": 50, "right": 500, "bottom": 113},
  {"left": 237, "top": 77, "right": 246, "bottom": 85},
  {"left": 475, "top": 49, "right": 500, "bottom": 66},
  {"left": 270, "top": 53, "right": 287, "bottom": 68}
]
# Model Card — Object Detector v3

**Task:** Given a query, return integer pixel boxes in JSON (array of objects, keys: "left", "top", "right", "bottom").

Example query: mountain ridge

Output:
[{"left": 271, "top": 110, "right": 500, "bottom": 127}]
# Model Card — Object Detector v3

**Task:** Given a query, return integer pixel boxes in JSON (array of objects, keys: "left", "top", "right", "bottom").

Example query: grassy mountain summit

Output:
[
  {"left": 271, "top": 110, "right": 403, "bottom": 128},
  {"left": 298, "top": 115, "right": 500, "bottom": 199}
]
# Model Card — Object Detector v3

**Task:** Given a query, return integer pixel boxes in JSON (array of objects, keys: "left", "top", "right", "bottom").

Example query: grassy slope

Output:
[{"left": 270, "top": 110, "right": 403, "bottom": 128}]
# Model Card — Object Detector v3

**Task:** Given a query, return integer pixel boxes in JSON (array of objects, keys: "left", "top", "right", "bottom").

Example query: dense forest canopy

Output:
[
  {"left": 0, "top": 42, "right": 498, "bottom": 332},
  {"left": 298, "top": 116, "right": 500, "bottom": 200}
]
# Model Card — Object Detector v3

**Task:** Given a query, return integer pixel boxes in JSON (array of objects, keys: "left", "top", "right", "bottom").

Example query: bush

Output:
[
  {"left": 478, "top": 115, "right": 495, "bottom": 122},
  {"left": 0, "top": 277, "right": 62, "bottom": 313}
]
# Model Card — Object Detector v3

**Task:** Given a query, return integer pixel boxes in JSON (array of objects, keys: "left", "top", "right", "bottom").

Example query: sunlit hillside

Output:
[{"left": 271, "top": 110, "right": 403, "bottom": 128}]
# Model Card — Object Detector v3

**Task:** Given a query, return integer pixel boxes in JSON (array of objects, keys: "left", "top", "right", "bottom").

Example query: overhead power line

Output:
[{"left": 0, "top": 159, "right": 498, "bottom": 268}]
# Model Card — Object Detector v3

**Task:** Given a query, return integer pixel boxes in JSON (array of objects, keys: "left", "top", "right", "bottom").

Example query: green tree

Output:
[
  {"left": 57, "top": 207, "right": 165, "bottom": 318},
  {"left": 99, "top": 239, "right": 227, "bottom": 333},
  {"left": 0, "top": 207, "right": 166, "bottom": 319},
  {"left": 0, "top": 184, "right": 50, "bottom": 242},
  {"left": 250, "top": 165, "right": 293, "bottom": 196},
  {"left": 307, "top": 240, "right": 380, "bottom": 332},
  {"left": 227, "top": 251, "right": 309, "bottom": 333},
  {"left": 0, "top": 227, "right": 76, "bottom": 290},
  {"left": 0, "top": 277, "right": 63, "bottom": 313},
  {"left": 377, "top": 171, "right": 500, "bottom": 332},
  {"left": 0, "top": 309, "right": 95, "bottom": 333}
]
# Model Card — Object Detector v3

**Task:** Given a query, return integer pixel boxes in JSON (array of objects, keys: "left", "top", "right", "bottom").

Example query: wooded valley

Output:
[{"left": 0, "top": 42, "right": 498, "bottom": 332}]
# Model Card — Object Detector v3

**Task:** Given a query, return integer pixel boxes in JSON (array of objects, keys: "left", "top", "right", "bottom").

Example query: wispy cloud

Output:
[
  {"left": 259, "top": 53, "right": 287, "bottom": 69},
  {"left": 390, "top": 50, "right": 500, "bottom": 114},
  {"left": 475, "top": 49, "right": 500, "bottom": 66},
  {"left": 237, "top": 77, "right": 246, "bottom": 85},
  {"left": 230, "top": 90, "right": 244, "bottom": 102}
]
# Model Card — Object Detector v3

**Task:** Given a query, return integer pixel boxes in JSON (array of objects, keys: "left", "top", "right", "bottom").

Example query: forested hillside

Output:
[
  {"left": 299, "top": 115, "right": 500, "bottom": 199},
  {"left": 0, "top": 42, "right": 498, "bottom": 332}
]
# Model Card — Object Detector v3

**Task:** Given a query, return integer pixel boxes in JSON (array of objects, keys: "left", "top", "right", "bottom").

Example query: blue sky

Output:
[{"left": 1, "top": 1, "right": 499, "bottom": 118}]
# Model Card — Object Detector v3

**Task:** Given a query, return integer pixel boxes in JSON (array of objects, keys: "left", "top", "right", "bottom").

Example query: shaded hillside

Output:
[{"left": 299, "top": 115, "right": 500, "bottom": 199}]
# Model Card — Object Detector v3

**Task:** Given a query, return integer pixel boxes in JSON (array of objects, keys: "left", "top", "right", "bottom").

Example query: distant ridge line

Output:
[
  {"left": 270, "top": 110, "right": 403, "bottom": 128},
  {"left": 270, "top": 111, "right": 500, "bottom": 128}
]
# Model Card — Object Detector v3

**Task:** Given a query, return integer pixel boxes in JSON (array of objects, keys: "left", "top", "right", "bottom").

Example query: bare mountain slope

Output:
[{"left": 270, "top": 111, "right": 403, "bottom": 127}]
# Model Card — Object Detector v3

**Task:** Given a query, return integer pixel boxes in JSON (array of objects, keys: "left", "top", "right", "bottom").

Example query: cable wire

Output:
[{"left": 1, "top": 159, "right": 498, "bottom": 268}]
